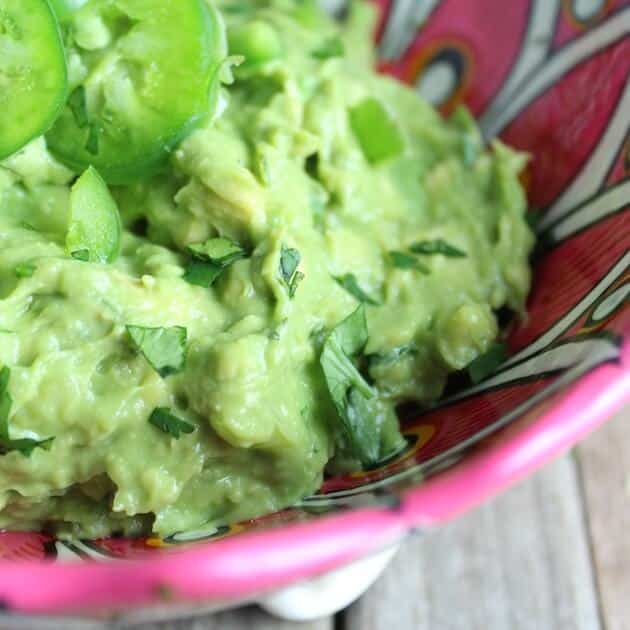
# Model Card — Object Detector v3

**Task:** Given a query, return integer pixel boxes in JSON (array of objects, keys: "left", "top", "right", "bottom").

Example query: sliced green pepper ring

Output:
[
  {"left": 46, "top": 0, "right": 227, "bottom": 184},
  {"left": 0, "top": 0, "right": 68, "bottom": 160}
]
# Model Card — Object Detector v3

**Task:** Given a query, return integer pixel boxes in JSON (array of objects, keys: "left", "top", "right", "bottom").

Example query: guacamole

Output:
[{"left": 0, "top": 0, "right": 533, "bottom": 538}]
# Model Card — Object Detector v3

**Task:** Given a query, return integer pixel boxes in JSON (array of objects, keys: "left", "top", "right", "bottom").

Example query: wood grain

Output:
[
  {"left": 577, "top": 407, "right": 630, "bottom": 630},
  {"left": 343, "top": 454, "right": 601, "bottom": 630},
  {"left": 133, "top": 605, "right": 332, "bottom": 630}
]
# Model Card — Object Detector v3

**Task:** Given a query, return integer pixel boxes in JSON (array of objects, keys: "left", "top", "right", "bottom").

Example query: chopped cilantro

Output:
[
  {"left": 279, "top": 244, "right": 304, "bottom": 298},
  {"left": 334, "top": 273, "right": 380, "bottom": 305},
  {"left": 0, "top": 367, "right": 54, "bottom": 457},
  {"left": 388, "top": 251, "right": 430, "bottom": 274},
  {"left": 149, "top": 407, "right": 195, "bottom": 438},
  {"left": 319, "top": 305, "right": 380, "bottom": 466},
  {"left": 183, "top": 260, "right": 222, "bottom": 287},
  {"left": 184, "top": 237, "right": 247, "bottom": 288},
  {"left": 187, "top": 237, "right": 247, "bottom": 266},
  {"left": 468, "top": 342, "right": 509, "bottom": 384},
  {"left": 409, "top": 239, "right": 467, "bottom": 258}
]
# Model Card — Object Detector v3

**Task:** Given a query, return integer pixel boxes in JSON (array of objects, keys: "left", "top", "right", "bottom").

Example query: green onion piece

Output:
[
  {"left": 388, "top": 251, "right": 430, "bottom": 274},
  {"left": 334, "top": 273, "right": 380, "bottom": 305},
  {"left": 409, "top": 239, "right": 467, "bottom": 258},
  {"left": 14, "top": 264, "right": 36, "bottom": 278},
  {"left": 228, "top": 20, "right": 283, "bottom": 68},
  {"left": 183, "top": 260, "right": 223, "bottom": 287},
  {"left": 187, "top": 237, "right": 247, "bottom": 266},
  {"left": 183, "top": 237, "right": 247, "bottom": 288},
  {"left": 348, "top": 98, "right": 404, "bottom": 165},
  {"left": 279, "top": 244, "right": 304, "bottom": 299}
]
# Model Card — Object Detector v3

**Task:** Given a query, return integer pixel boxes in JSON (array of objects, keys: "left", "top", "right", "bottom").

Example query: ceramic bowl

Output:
[{"left": 0, "top": 0, "right": 628, "bottom": 624}]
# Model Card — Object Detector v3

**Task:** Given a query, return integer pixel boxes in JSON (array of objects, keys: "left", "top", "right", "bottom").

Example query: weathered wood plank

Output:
[
  {"left": 577, "top": 406, "right": 630, "bottom": 630},
  {"left": 344, "top": 454, "right": 601, "bottom": 630},
  {"left": 134, "top": 605, "right": 332, "bottom": 630}
]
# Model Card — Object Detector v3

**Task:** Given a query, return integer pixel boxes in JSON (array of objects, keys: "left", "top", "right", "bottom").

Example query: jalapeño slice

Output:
[
  {"left": 46, "top": 0, "right": 227, "bottom": 184},
  {"left": 0, "top": 0, "right": 68, "bottom": 160}
]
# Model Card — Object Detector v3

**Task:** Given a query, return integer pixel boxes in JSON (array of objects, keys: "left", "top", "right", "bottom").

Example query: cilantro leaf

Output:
[
  {"left": 184, "top": 237, "right": 247, "bottom": 288},
  {"left": 0, "top": 367, "right": 54, "bottom": 457},
  {"left": 468, "top": 342, "right": 509, "bottom": 384},
  {"left": 311, "top": 36, "right": 345, "bottom": 60},
  {"left": 280, "top": 244, "right": 300, "bottom": 280},
  {"left": 334, "top": 273, "right": 380, "bottom": 305},
  {"left": 149, "top": 407, "right": 195, "bottom": 439},
  {"left": 388, "top": 251, "right": 430, "bottom": 274},
  {"left": 409, "top": 239, "right": 467, "bottom": 258},
  {"left": 349, "top": 98, "right": 404, "bottom": 165},
  {"left": 14, "top": 263, "right": 36, "bottom": 278},
  {"left": 127, "top": 325, "right": 187, "bottom": 378},
  {"left": 320, "top": 306, "right": 380, "bottom": 466},
  {"left": 183, "top": 260, "right": 223, "bottom": 287},
  {"left": 279, "top": 244, "right": 304, "bottom": 299},
  {"left": 329, "top": 302, "right": 370, "bottom": 357}
]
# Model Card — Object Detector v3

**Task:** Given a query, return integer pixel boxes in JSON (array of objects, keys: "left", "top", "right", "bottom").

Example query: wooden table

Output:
[{"left": 135, "top": 405, "right": 628, "bottom": 630}]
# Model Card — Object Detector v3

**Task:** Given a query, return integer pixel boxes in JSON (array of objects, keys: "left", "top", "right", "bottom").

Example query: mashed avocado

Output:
[{"left": 0, "top": 0, "right": 533, "bottom": 538}]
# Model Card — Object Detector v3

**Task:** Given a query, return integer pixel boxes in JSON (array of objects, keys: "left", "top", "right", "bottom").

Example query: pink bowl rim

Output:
[{"left": 0, "top": 335, "right": 627, "bottom": 615}]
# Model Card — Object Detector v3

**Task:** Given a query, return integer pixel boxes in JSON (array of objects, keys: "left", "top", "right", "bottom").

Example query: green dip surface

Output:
[{"left": 0, "top": 0, "right": 533, "bottom": 538}]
